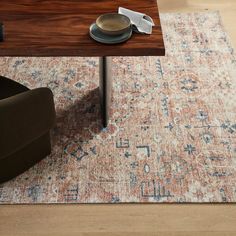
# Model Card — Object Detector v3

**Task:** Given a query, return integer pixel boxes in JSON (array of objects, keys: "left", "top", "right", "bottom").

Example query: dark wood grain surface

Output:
[{"left": 0, "top": 0, "right": 165, "bottom": 57}]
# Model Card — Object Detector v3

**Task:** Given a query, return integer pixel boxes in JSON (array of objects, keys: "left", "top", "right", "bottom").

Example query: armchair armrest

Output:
[{"left": 0, "top": 87, "right": 56, "bottom": 160}]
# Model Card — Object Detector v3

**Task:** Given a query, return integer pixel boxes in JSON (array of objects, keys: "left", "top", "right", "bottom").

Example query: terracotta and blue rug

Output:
[{"left": 0, "top": 12, "right": 236, "bottom": 203}]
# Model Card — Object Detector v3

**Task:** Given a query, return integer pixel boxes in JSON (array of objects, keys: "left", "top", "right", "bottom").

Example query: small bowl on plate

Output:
[{"left": 96, "top": 13, "right": 131, "bottom": 35}]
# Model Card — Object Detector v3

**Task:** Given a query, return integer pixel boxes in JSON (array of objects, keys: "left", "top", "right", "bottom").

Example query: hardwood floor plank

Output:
[{"left": 1, "top": 205, "right": 236, "bottom": 235}]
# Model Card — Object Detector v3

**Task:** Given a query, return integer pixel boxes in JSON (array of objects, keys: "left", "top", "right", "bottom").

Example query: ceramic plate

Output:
[{"left": 89, "top": 23, "right": 132, "bottom": 44}]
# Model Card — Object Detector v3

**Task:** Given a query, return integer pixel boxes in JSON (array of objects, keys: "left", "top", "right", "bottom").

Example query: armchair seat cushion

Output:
[{"left": 0, "top": 76, "right": 56, "bottom": 183}]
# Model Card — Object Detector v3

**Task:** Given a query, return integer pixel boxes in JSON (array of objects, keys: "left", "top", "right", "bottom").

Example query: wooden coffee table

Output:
[{"left": 0, "top": 0, "right": 165, "bottom": 127}]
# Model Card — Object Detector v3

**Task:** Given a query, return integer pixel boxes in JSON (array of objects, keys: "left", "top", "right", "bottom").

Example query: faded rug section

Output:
[{"left": 0, "top": 12, "right": 236, "bottom": 203}]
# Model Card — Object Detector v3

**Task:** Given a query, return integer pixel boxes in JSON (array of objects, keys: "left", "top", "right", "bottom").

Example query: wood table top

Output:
[{"left": 0, "top": 0, "right": 165, "bottom": 57}]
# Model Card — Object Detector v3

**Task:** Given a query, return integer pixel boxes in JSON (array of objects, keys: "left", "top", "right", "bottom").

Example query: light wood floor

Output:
[
  {"left": 159, "top": 0, "right": 236, "bottom": 47},
  {"left": 1, "top": 1, "right": 236, "bottom": 236}
]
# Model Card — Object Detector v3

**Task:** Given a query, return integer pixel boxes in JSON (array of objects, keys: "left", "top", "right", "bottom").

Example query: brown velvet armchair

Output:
[{"left": 0, "top": 76, "right": 56, "bottom": 183}]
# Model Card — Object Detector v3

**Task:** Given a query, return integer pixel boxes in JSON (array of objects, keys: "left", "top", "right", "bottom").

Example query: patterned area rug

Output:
[{"left": 0, "top": 12, "right": 236, "bottom": 203}]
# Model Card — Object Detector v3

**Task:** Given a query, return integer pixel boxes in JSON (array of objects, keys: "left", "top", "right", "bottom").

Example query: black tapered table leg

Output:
[{"left": 99, "top": 56, "right": 112, "bottom": 127}]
